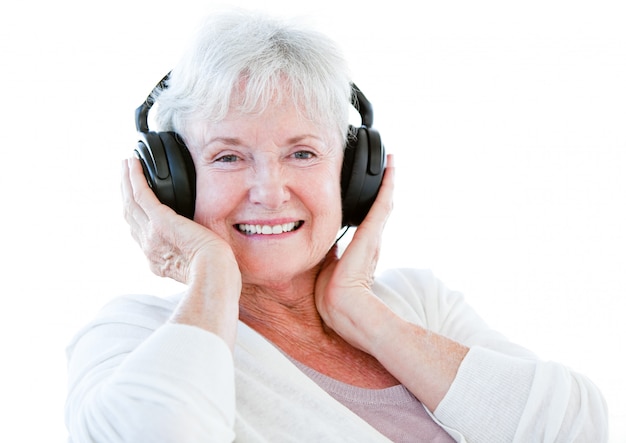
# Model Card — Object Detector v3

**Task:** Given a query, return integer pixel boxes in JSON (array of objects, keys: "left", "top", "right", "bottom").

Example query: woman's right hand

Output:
[
  {"left": 121, "top": 156, "right": 237, "bottom": 285},
  {"left": 122, "top": 157, "right": 241, "bottom": 346}
]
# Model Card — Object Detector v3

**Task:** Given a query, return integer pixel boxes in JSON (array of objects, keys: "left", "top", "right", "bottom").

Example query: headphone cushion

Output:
[
  {"left": 159, "top": 132, "right": 196, "bottom": 219},
  {"left": 341, "top": 126, "right": 385, "bottom": 226},
  {"left": 135, "top": 131, "right": 196, "bottom": 219}
]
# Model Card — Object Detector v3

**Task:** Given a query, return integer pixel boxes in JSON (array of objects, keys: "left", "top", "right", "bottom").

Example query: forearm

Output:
[
  {"left": 169, "top": 269, "right": 241, "bottom": 351},
  {"left": 349, "top": 268, "right": 608, "bottom": 441},
  {"left": 367, "top": 306, "right": 469, "bottom": 412},
  {"left": 434, "top": 346, "right": 608, "bottom": 442},
  {"left": 370, "top": 311, "right": 607, "bottom": 441}
]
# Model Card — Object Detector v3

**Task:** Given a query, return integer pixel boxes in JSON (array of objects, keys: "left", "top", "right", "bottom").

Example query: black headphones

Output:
[{"left": 134, "top": 74, "right": 385, "bottom": 227}]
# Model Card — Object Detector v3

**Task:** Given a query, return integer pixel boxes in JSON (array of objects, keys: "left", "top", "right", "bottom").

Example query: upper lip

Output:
[{"left": 234, "top": 217, "right": 303, "bottom": 226}]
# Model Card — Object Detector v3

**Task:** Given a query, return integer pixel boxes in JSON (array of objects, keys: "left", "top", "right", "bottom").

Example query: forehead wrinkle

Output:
[
  {"left": 206, "top": 136, "right": 244, "bottom": 147},
  {"left": 184, "top": 103, "right": 341, "bottom": 154}
]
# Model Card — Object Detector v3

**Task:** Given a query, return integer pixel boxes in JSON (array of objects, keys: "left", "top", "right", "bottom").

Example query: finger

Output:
[
  {"left": 120, "top": 159, "right": 149, "bottom": 250},
  {"left": 347, "top": 153, "right": 395, "bottom": 254},
  {"left": 320, "top": 244, "right": 340, "bottom": 272},
  {"left": 361, "top": 153, "right": 395, "bottom": 233},
  {"left": 126, "top": 156, "right": 166, "bottom": 220},
  {"left": 333, "top": 154, "right": 394, "bottom": 283},
  {"left": 121, "top": 158, "right": 149, "bottom": 227}
]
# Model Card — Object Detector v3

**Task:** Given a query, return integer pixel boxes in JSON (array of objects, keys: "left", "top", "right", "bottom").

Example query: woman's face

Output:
[{"left": 186, "top": 99, "right": 344, "bottom": 286}]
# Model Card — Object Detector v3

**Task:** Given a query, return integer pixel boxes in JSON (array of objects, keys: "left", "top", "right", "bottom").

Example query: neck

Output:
[
  {"left": 238, "top": 270, "right": 330, "bottom": 348},
  {"left": 237, "top": 269, "right": 400, "bottom": 389}
]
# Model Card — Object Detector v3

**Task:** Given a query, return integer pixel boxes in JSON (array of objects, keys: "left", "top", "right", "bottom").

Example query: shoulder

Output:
[
  {"left": 371, "top": 268, "right": 442, "bottom": 325},
  {"left": 93, "top": 293, "right": 181, "bottom": 329},
  {"left": 373, "top": 268, "right": 439, "bottom": 296},
  {"left": 371, "top": 268, "right": 481, "bottom": 336},
  {"left": 372, "top": 268, "right": 461, "bottom": 310},
  {"left": 67, "top": 293, "right": 181, "bottom": 351}
]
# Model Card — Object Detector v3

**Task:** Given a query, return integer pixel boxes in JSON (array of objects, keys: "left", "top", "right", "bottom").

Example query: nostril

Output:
[{"left": 249, "top": 182, "right": 290, "bottom": 209}]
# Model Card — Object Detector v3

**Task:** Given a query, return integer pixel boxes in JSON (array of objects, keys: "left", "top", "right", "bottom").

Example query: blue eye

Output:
[
  {"left": 216, "top": 154, "right": 240, "bottom": 163},
  {"left": 293, "top": 151, "right": 315, "bottom": 160}
]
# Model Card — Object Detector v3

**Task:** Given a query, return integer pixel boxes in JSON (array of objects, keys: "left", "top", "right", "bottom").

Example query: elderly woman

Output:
[{"left": 65, "top": 10, "right": 607, "bottom": 443}]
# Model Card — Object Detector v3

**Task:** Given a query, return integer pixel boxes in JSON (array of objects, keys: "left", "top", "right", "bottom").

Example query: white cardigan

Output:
[{"left": 65, "top": 268, "right": 608, "bottom": 442}]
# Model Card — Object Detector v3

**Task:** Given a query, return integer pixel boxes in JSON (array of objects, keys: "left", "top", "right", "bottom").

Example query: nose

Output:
[{"left": 249, "top": 160, "right": 290, "bottom": 210}]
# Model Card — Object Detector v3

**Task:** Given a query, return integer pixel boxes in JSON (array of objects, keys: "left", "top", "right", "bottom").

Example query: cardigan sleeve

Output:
[
  {"left": 374, "top": 268, "right": 608, "bottom": 443},
  {"left": 65, "top": 295, "right": 236, "bottom": 443}
]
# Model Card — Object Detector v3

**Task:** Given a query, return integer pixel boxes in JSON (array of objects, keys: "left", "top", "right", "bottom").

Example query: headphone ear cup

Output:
[
  {"left": 134, "top": 131, "right": 196, "bottom": 219},
  {"left": 341, "top": 125, "right": 385, "bottom": 227}
]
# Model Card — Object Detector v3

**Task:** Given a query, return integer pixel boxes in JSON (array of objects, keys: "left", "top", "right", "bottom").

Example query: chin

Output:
[{"left": 237, "top": 252, "right": 322, "bottom": 288}]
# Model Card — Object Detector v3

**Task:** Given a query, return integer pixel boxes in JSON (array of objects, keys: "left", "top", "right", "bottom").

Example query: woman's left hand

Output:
[
  {"left": 315, "top": 154, "right": 468, "bottom": 411},
  {"left": 314, "top": 154, "right": 397, "bottom": 354}
]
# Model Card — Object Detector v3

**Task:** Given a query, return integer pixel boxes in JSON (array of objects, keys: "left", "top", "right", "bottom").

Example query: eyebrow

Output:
[
  {"left": 206, "top": 134, "right": 324, "bottom": 147},
  {"left": 286, "top": 134, "right": 324, "bottom": 145},
  {"left": 206, "top": 136, "right": 243, "bottom": 147}
]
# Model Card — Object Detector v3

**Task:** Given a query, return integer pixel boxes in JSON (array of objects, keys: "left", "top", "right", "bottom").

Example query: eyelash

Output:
[
  {"left": 211, "top": 150, "right": 317, "bottom": 165},
  {"left": 215, "top": 154, "right": 240, "bottom": 163},
  {"left": 292, "top": 150, "right": 315, "bottom": 160}
]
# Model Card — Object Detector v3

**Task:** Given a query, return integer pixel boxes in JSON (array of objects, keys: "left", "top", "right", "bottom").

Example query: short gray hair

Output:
[{"left": 153, "top": 10, "right": 353, "bottom": 147}]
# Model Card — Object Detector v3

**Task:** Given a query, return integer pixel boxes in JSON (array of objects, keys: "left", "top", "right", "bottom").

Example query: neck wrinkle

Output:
[{"left": 238, "top": 278, "right": 334, "bottom": 351}]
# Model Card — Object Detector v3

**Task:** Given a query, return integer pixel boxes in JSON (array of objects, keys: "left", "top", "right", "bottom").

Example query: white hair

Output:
[{"left": 153, "top": 10, "right": 353, "bottom": 147}]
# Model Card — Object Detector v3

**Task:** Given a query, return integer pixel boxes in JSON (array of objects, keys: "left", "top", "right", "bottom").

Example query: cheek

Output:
[
  {"left": 192, "top": 174, "right": 241, "bottom": 232},
  {"left": 304, "top": 170, "right": 343, "bottom": 228}
]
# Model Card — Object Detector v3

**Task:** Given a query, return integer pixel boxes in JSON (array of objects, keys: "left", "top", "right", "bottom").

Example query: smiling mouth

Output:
[{"left": 236, "top": 221, "right": 303, "bottom": 235}]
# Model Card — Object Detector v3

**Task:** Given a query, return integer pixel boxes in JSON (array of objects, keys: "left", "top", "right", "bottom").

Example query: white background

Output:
[{"left": 2, "top": 0, "right": 625, "bottom": 441}]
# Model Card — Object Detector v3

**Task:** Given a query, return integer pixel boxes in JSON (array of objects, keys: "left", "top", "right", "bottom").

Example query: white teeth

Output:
[{"left": 237, "top": 221, "right": 302, "bottom": 235}]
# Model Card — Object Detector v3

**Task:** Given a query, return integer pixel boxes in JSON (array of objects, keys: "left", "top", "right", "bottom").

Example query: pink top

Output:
[{"left": 290, "top": 358, "right": 455, "bottom": 443}]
